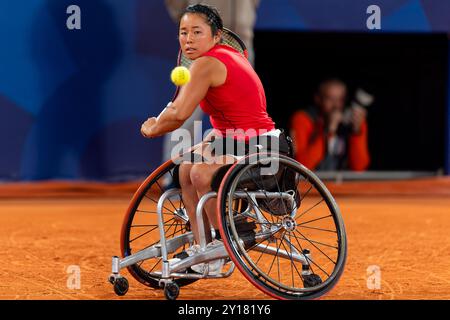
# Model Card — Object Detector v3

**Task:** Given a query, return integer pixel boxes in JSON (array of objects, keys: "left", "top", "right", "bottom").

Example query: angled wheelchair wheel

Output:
[
  {"left": 121, "top": 159, "right": 198, "bottom": 288},
  {"left": 217, "top": 153, "right": 347, "bottom": 300}
]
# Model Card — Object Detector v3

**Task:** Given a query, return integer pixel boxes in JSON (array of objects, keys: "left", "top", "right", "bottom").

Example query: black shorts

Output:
[{"left": 208, "top": 129, "right": 293, "bottom": 158}]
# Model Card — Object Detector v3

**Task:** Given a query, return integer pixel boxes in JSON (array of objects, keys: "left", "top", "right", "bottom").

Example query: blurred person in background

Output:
[
  {"left": 162, "top": 0, "right": 261, "bottom": 166},
  {"left": 290, "top": 78, "right": 371, "bottom": 171}
]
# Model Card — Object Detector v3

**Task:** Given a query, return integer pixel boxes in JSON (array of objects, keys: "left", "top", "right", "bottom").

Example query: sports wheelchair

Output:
[{"left": 109, "top": 148, "right": 347, "bottom": 300}]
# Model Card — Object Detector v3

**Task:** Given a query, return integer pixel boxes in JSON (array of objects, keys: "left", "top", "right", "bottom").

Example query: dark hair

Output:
[{"left": 180, "top": 4, "right": 224, "bottom": 36}]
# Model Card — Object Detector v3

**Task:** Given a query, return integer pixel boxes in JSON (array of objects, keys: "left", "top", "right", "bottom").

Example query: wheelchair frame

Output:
[
  {"left": 110, "top": 188, "right": 308, "bottom": 276},
  {"left": 109, "top": 152, "right": 346, "bottom": 300}
]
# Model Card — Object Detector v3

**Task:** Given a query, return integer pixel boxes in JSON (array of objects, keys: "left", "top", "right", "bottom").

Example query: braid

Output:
[{"left": 182, "top": 4, "right": 224, "bottom": 36}]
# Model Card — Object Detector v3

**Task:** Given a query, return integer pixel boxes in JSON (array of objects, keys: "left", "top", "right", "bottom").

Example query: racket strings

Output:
[
  {"left": 220, "top": 32, "right": 246, "bottom": 56},
  {"left": 179, "top": 30, "right": 247, "bottom": 69}
]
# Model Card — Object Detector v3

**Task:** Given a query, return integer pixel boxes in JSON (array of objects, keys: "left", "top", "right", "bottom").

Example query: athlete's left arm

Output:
[{"left": 141, "top": 57, "right": 220, "bottom": 138}]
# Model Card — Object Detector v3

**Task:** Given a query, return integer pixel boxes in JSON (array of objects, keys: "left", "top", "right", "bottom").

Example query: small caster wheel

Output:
[
  {"left": 303, "top": 274, "right": 322, "bottom": 288},
  {"left": 113, "top": 277, "right": 129, "bottom": 296},
  {"left": 164, "top": 282, "right": 180, "bottom": 300}
]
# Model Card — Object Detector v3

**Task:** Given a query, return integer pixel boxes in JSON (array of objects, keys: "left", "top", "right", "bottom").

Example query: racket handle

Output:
[{"left": 156, "top": 102, "right": 173, "bottom": 121}]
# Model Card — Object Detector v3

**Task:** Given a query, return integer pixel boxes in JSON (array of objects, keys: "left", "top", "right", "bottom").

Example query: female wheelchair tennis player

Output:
[{"left": 109, "top": 4, "right": 347, "bottom": 300}]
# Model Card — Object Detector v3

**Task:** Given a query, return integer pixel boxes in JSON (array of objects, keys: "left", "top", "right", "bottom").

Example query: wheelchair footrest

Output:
[{"left": 169, "top": 241, "right": 229, "bottom": 273}]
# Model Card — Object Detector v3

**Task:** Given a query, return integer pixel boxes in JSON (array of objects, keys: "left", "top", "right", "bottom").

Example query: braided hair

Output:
[{"left": 180, "top": 4, "right": 224, "bottom": 36}]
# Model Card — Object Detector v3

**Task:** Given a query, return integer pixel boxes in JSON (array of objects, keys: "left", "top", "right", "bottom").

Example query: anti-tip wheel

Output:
[
  {"left": 164, "top": 282, "right": 180, "bottom": 301},
  {"left": 303, "top": 274, "right": 323, "bottom": 288},
  {"left": 113, "top": 277, "right": 129, "bottom": 296}
]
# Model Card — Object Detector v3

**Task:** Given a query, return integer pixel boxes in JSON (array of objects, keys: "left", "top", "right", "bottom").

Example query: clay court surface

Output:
[{"left": 1, "top": 178, "right": 450, "bottom": 300}]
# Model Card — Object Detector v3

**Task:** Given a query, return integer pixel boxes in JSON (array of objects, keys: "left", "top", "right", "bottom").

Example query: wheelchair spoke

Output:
[
  {"left": 297, "top": 214, "right": 333, "bottom": 227},
  {"left": 297, "top": 225, "right": 337, "bottom": 233},
  {"left": 170, "top": 225, "right": 186, "bottom": 238},
  {"left": 273, "top": 168, "right": 289, "bottom": 214},
  {"left": 275, "top": 240, "right": 281, "bottom": 283},
  {"left": 278, "top": 233, "right": 304, "bottom": 282},
  {"left": 265, "top": 233, "right": 285, "bottom": 276},
  {"left": 254, "top": 241, "right": 271, "bottom": 267},
  {"left": 276, "top": 240, "right": 281, "bottom": 285},
  {"left": 129, "top": 216, "right": 176, "bottom": 243},
  {"left": 294, "top": 230, "right": 338, "bottom": 251},
  {"left": 170, "top": 221, "right": 179, "bottom": 239},
  {"left": 260, "top": 209, "right": 277, "bottom": 226},
  {"left": 144, "top": 194, "right": 174, "bottom": 213},
  {"left": 288, "top": 233, "right": 296, "bottom": 287},
  {"left": 136, "top": 209, "right": 159, "bottom": 214},
  {"left": 165, "top": 220, "right": 187, "bottom": 241},
  {"left": 131, "top": 224, "right": 158, "bottom": 228},
  {"left": 294, "top": 230, "right": 337, "bottom": 263},
  {"left": 241, "top": 189, "right": 274, "bottom": 225},
  {"left": 240, "top": 188, "right": 259, "bottom": 209},
  {"left": 296, "top": 198, "right": 325, "bottom": 220},
  {"left": 163, "top": 218, "right": 178, "bottom": 236},
  {"left": 299, "top": 181, "right": 313, "bottom": 202},
  {"left": 168, "top": 221, "right": 187, "bottom": 240},
  {"left": 288, "top": 231, "right": 317, "bottom": 276},
  {"left": 136, "top": 208, "right": 179, "bottom": 217},
  {"left": 155, "top": 180, "right": 179, "bottom": 213},
  {"left": 276, "top": 232, "right": 296, "bottom": 288},
  {"left": 292, "top": 172, "right": 312, "bottom": 210},
  {"left": 129, "top": 225, "right": 159, "bottom": 243},
  {"left": 136, "top": 218, "right": 177, "bottom": 249},
  {"left": 148, "top": 258, "right": 162, "bottom": 274},
  {"left": 285, "top": 232, "right": 330, "bottom": 278},
  {"left": 168, "top": 169, "right": 179, "bottom": 209},
  {"left": 248, "top": 230, "right": 309, "bottom": 291}
]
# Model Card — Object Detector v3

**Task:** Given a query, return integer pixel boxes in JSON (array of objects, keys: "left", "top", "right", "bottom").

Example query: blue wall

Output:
[
  {"left": 0, "top": 0, "right": 179, "bottom": 180},
  {"left": 0, "top": 0, "right": 449, "bottom": 181},
  {"left": 256, "top": 0, "right": 450, "bottom": 32}
]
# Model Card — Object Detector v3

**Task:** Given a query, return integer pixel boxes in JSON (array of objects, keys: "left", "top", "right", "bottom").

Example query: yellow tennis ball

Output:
[{"left": 171, "top": 66, "right": 191, "bottom": 86}]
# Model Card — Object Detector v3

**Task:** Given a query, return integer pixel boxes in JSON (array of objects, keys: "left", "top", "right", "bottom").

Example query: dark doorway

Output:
[{"left": 255, "top": 31, "right": 448, "bottom": 171}]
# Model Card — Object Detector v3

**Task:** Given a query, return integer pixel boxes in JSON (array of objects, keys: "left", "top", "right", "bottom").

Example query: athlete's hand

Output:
[{"left": 141, "top": 117, "right": 157, "bottom": 138}]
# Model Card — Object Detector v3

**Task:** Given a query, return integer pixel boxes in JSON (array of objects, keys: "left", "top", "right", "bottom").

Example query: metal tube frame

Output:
[{"left": 111, "top": 188, "right": 309, "bottom": 281}]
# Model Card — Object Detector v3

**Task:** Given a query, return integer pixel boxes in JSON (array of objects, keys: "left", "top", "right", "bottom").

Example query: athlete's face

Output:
[{"left": 179, "top": 13, "right": 221, "bottom": 60}]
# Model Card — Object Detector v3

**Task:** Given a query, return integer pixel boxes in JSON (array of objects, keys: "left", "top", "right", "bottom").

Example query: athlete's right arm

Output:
[{"left": 141, "top": 57, "right": 222, "bottom": 138}]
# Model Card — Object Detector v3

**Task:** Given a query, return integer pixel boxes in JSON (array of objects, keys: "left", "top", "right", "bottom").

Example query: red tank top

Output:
[{"left": 199, "top": 45, "right": 275, "bottom": 141}]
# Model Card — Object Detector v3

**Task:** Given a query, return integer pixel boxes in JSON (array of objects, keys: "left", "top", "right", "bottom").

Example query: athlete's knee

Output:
[
  {"left": 179, "top": 163, "right": 193, "bottom": 188},
  {"left": 189, "top": 164, "right": 211, "bottom": 190}
]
